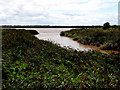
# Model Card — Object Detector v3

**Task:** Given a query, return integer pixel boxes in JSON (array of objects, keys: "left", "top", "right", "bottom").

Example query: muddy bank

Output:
[{"left": 60, "top": 28, "right": 120, "bottom": 54}]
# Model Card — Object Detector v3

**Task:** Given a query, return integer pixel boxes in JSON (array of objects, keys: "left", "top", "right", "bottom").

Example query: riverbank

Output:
[
  {"left": 60, "top": 28, "right": 120, "bottom": 52},
  {"left": 2, "top": 29, "right": 120, "bottom": 89}
]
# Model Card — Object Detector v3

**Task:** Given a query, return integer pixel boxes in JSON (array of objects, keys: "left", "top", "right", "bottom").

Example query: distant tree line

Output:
[{"left": 1, "top": 23, "right": 120, "bottom": 29}]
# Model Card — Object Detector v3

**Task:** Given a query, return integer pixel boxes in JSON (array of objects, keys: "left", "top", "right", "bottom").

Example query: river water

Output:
[
  {"left": 14, "top": 28, "right": 119, "bottom": 54},
  {"left": 23, "top": 28, "right": 91, "bottom": 51}
]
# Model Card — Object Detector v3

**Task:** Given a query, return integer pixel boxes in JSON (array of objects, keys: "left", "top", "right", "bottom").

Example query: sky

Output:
[{"left": 0, "top": 0, "right": 119, "bottom": 25}]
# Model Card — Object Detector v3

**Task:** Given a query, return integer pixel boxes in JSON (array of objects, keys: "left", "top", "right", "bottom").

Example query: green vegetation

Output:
[
  {"left": 0, "top": 29, "right": 1, "bottom": 59},
  {"left": 60, "top": 28, "right": 120, "bottom": 51},
  {"left": 2, "top": 29, "right": 39, "bottom": 35},
  {"left": 2, "top": 29, "right": 120, "bottom": 89},
  {"left": 103, "top": 22, "right": 110, "bottom": 30},
  {"left": 27, "top": 30, "right": 39, "bottom": 35}
]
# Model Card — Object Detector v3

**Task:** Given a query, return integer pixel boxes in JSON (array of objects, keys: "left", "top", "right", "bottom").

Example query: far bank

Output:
[{"left": 60, "top": 28, "right": 120, "bottom": 54}]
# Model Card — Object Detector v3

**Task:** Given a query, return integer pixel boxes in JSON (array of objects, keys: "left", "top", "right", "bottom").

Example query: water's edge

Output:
[{"left": 13, "top": 28, "right": 120, "bottom": 54}]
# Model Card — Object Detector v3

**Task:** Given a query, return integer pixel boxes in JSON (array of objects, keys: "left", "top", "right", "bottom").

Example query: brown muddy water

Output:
[{"left": 15, "top": 28, "right": 119, "bottom": 54}]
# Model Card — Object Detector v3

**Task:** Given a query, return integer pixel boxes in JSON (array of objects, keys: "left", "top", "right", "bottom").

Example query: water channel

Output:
[{"left": 16, "top": 28, "right": 119, "bottom": 54}]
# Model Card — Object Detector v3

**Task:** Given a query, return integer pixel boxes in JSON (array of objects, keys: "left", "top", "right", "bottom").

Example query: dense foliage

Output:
[
  {"left": 103, "top": 22, "right": 110, "bottom": 30},
  {"left": 27, "top": 30, "right": 39, "bottom": 35},
  {"left": 2, "top": 29, "right": 120, "bottom": 89},
  {"left": 60, "top": 28, "right": 120, "bottom": 51}
]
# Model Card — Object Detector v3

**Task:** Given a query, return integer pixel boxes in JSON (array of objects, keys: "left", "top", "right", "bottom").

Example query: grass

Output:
[
  {"left": 2, "top": 29, "right": 120, "bottom": 89},
  {"left": 60, "top": 28, "right": 120, "bottom": 51}
]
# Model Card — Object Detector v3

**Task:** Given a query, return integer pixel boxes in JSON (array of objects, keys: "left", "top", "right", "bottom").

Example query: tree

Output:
[{"left": 103, "top": 22, "right": 110, "bottom": 30}]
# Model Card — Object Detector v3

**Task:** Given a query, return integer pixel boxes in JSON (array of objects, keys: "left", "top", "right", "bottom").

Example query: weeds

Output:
[{"left": 2, "top": 29, "right": 120, "bottom": 89}]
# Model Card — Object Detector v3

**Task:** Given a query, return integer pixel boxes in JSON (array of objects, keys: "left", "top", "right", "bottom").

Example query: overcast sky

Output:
[{"left": 0, "top": 0, "right": 119, "bottom": 25}]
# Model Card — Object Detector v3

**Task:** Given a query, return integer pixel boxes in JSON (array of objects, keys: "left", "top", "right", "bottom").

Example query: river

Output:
[
  {"left": 14, "top": 28, "right": 119, "bottom": 54},
  {"left": 22, "top": 28, "right": 91, "bottom": 51}
]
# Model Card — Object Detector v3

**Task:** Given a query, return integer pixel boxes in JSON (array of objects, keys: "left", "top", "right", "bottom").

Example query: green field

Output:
[{"left": 2, "top": 29, "right": 120, "bottom": 89}]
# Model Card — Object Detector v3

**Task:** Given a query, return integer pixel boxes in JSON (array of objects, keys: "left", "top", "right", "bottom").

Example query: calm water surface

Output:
[
  {"left": 23, "top": 28, "right": 91, "bottom": 51},
  {"left": 15, "top": 28, "right": 119, "bottom": 54}
]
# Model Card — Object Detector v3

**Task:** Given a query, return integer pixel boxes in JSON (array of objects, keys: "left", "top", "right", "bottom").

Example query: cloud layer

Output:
[{"left": 0, "top": 0, "right": 119, "bottom": 25}]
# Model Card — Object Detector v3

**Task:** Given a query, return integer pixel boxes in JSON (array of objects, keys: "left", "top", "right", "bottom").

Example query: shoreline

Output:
[
  {"left": 60, "top": 29, "right": 120, "bottom": 54},
  {"left": 71, "top": 36, "right": 120, "bottom": 54}
]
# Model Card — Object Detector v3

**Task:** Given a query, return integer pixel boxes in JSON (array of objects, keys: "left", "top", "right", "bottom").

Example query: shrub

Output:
[
  {"left": 60, "top": 31, "right": 65, "bottom": 36},
  {"left": 103, "top": 22, "right": 110, "bottom": 30},
  {"left": 28, "top": 30, "right": 39, "bottom": 35},
  {"left": 112, "top": 25, "right": 117, "bottom": 29}
]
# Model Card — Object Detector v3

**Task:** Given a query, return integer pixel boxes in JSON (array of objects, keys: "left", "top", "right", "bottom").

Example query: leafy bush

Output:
[
  {"left": 27, "top": 30, "right": 39, "bottom": 35},
  {"left": 60, "top": 31, "right": 65, "bottom": 36},
  {"left": 103, "top": 22, "right": 110, "bottom": 30}
]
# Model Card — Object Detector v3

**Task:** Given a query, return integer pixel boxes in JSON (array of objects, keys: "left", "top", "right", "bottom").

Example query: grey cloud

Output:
[{"left": 0, "top": 0, "right": 118, "bottom": 25}]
